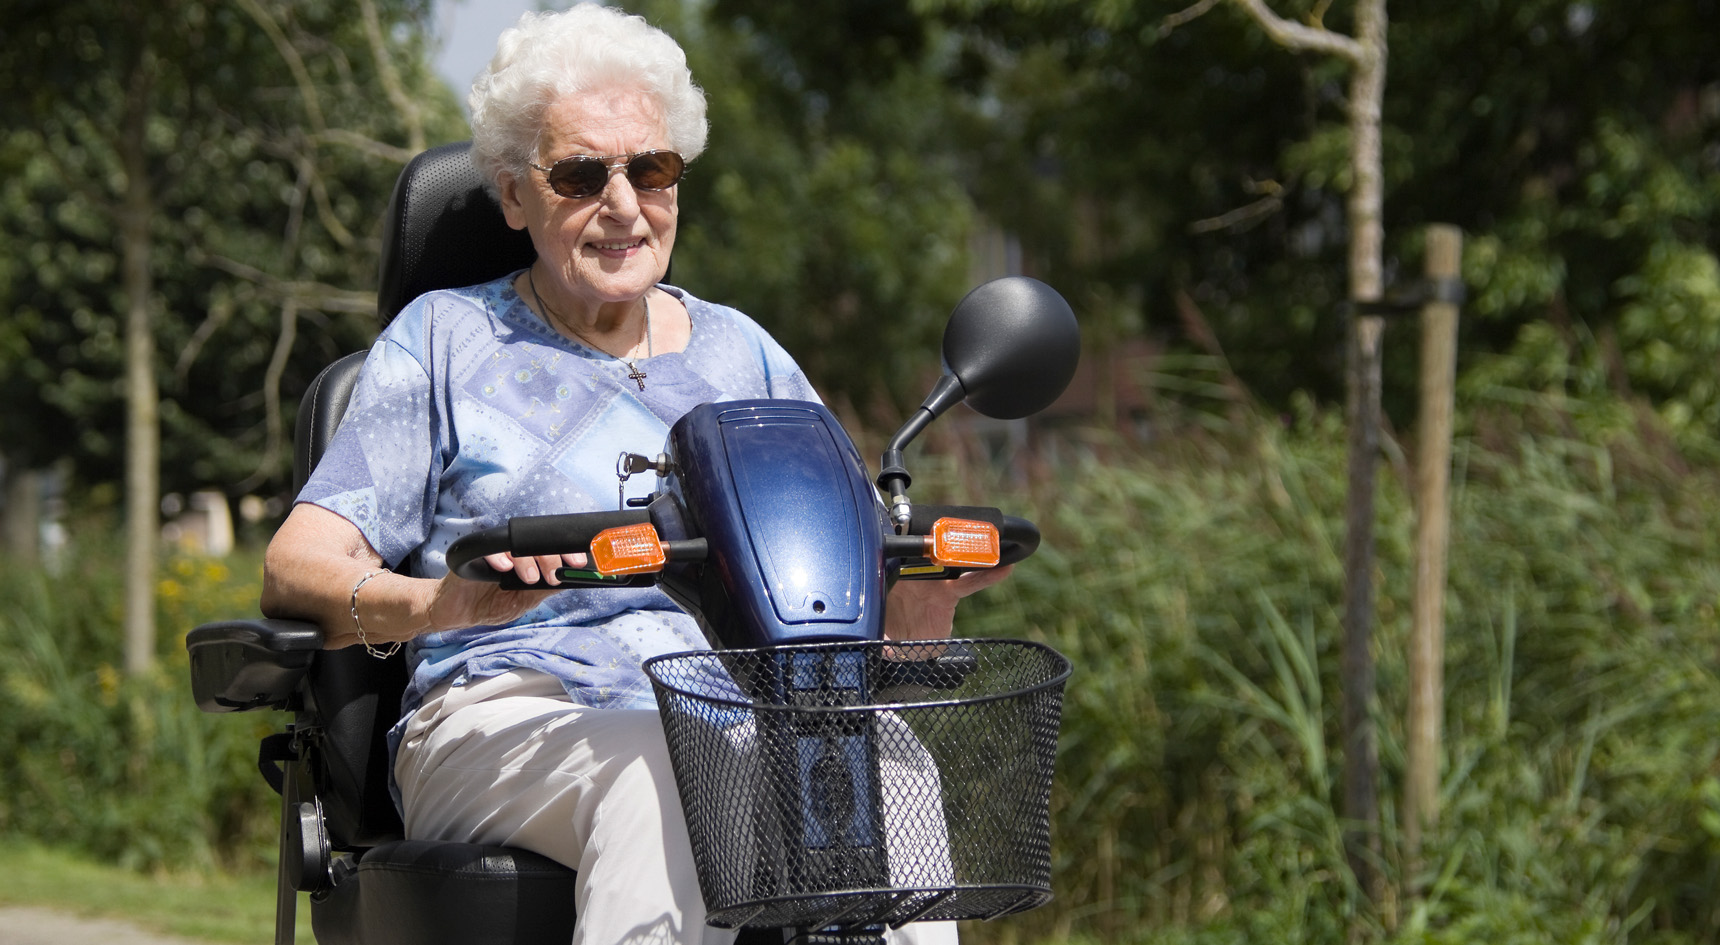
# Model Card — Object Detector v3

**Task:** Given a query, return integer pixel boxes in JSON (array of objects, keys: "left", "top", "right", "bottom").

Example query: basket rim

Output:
[
  {"left": 642, "top": 637, "right": 1072, "bottom": 715},
  {"left": 703, "top": 882, "right": 1054, "bottom": 929}
]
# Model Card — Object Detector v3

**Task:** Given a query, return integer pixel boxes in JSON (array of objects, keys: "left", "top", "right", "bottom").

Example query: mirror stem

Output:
[
  {"left": 912, "top": 374, "right": 967, "bottom": 430},
  {"left": 879, "top": 452, "right": 912, "bottom": 533},
  {"left": 877, "top": 375, "right": 967, "bottom": 532}
]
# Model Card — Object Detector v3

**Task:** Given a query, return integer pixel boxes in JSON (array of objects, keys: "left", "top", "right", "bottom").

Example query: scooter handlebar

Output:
[
  {"left": 445, "top": 510, "right": 653, "bottom": 583},
  {"left": 446, "top": 504, "right": 1039, "bottom": 586}
]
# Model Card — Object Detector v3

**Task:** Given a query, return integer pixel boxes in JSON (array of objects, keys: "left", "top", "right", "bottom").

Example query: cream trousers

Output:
[{"left": 394, "top": 669, "right": 959, "bottom": 945}]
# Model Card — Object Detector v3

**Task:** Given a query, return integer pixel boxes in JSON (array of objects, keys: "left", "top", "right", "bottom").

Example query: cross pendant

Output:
[{"left": 626, "top": 364, "right": 648, "bottom": 391}]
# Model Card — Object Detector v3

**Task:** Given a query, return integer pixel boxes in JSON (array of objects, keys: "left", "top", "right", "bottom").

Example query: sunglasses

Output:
[{"left": 528, "top": 150, "right": 686, "bottom": 199}]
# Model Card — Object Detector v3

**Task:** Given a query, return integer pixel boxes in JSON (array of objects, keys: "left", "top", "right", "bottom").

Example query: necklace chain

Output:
[{"left": 528, "top": 267, "right": 653, "bottom": 390}]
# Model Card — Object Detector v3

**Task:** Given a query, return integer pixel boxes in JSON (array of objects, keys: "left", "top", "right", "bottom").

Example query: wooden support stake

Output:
[{"left": 1404, "top": 224, "right": 1462, "bottom": 893}]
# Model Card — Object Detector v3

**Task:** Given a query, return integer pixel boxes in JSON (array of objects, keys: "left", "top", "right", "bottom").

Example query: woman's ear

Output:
[{"left": 497, "top": 171, "right": 530, "bottom": 231}]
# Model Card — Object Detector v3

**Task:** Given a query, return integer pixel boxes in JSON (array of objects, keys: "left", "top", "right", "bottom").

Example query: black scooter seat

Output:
[{"left": 310, "top": 840, "right": 578, "bottom": 945}]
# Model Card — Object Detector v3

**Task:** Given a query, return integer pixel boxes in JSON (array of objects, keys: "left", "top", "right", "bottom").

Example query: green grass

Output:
[{"left": 0, "top": 838, "right": 311, "bottom": 944}]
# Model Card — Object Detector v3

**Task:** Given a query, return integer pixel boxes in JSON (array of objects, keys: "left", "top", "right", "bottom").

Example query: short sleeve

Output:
[{"left": 296, "top": 309, "right": 442, "bottom": 569}]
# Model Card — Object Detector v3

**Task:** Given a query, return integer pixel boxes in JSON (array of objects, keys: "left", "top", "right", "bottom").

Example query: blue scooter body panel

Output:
[{"left": 663, "top": 400, "right": 887, "bottom": 649}]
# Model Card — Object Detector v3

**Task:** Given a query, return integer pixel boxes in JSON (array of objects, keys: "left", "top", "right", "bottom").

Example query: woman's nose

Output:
[{"left": 597, "top": 168, "right": 641, "bottom": 217}]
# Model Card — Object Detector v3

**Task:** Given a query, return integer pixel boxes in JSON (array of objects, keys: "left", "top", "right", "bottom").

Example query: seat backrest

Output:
[
  {"left": 294, "top": 351, "right": 370, "bottom": 495},
  {"left": 377, "top": 140, "right": 538, "bottom": 323},
  {"left": 300, "top": 141, "right": 538, "bottom": 850}
]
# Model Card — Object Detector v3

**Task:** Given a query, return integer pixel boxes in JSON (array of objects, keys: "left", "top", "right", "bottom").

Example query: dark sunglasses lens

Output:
[
  {"left": 544, "top": 152, "right": 684, "bottom": 197},
  {"left": 547, "top": 158, "right": 607, "bottom": 198},
  {"left": 626, "top": 152, "right": 684, "bottom": 190}
]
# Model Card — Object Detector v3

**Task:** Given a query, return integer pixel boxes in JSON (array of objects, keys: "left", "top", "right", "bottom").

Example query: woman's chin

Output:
[{"left": 568, "top": 259, "right": 662, "bottom": 295}]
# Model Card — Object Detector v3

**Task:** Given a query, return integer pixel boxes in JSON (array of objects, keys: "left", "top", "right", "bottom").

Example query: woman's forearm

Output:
[
  {"left": 261, "top": 502, "right": 582, "bottom": 650},
  {"left": 261, "top": 503, "right": 438, "bottom": 650}
]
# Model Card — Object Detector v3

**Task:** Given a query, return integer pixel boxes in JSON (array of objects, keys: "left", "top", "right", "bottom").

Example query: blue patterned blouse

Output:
[{"left": 297, "top": 273, "right": 817, "bottom": 748}]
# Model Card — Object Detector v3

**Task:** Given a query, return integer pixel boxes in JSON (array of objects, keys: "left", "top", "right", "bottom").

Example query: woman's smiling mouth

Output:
[{"left": 589, "top": 237, "right": 645, "bottom": 253}]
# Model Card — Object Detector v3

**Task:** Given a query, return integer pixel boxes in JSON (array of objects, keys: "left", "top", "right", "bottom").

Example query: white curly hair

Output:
[{"left": 467, "top": 3, "right": 708, "bottom": 197}]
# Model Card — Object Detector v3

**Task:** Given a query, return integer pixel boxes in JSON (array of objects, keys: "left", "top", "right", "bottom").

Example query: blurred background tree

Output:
[
  {"left": 0, "top": 0, "right": 464, "bottom": 666},
  {"left": 6, "top": 0, "right": 1715, "bottom": 520},
  {"left": 631, "top": 0, "right": 978, "bottom": 422}
]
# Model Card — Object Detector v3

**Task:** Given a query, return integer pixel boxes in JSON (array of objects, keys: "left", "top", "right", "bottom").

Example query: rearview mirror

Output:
[
  {"left": 941, "top": 276, "right": 1081, "bottom": 420},
  {"left": 876, "top": 276, "right": 1081, "bottom": 525}
]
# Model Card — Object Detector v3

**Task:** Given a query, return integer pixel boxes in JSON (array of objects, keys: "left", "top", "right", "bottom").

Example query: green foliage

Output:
[
  {"left": 0, "top": 0, "right": 466, "bottom": 499},
  {"left": 631, "top": 0, "right": 976, "bottom": 416},
  {"left": 794, "top": 0, "right": 1720, "bottom": 428},
  {"left": 941, "top": 386, "right": 1720, "bottom": 943},
  {"left": 1618, "top": 244, "right": 1720, "bottom": 435},
  {"left": 0, "top": 541, "right": 277, "bottom": 871}
]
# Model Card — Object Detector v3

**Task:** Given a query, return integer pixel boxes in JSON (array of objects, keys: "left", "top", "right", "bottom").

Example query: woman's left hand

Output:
[
  {"left": 424, "top": 551, "right": 590, "bottom": 633},
  {"left": 883, "top": 564, "right": 1014, "bottom": 643}
]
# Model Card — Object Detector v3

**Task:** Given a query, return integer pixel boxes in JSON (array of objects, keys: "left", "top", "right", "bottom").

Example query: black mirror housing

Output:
[{"left": 942, "top": 276, "right": 1080, "bottom": 420}]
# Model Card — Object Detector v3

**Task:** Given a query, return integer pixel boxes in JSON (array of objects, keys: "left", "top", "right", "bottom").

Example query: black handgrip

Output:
[
  {"left": 445, "top": 510, "right": 653, "bottom": 582},
  {"left": 497, "top": 571, "right": 657, "bottom": 590},
  {"left": 997, "top": 515, "right": 1041, "bottom": 565},
  {"left": 446, "top": 525, "right": 511, "bottom": 581},
  {"left": 510, "top": 510, "right": 650, "bottom": 556},
  {"left": 907, "top": 504, "right": 1041, "bottom": 565}
]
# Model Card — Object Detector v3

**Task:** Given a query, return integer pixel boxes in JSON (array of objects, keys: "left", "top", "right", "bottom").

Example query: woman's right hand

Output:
[
  {"left": 423, "top": 552, "right": 590, "bottom": 633},
  {"left": 265, "top": 504, "right": 599, "bottom": 647}
]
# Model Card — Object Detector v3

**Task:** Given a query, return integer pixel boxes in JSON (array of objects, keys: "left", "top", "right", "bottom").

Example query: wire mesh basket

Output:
[{"left": 644, "top": 638, "right": 1070, "bottom": 932}]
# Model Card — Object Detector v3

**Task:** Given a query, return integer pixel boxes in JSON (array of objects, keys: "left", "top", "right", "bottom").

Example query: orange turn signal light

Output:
[
  {"left": 928, "top": 517, "right": 1001, "bottom": 568},
  {"left": 588, "top": 523, "right": 667, "bottom": 575}
]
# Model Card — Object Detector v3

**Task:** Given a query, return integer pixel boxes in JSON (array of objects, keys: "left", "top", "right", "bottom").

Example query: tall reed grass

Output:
[{"left": 948, "top": 388, "right": 1720, "bottom": 944}]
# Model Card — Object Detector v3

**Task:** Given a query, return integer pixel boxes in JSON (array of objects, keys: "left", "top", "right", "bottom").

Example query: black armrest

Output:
[{"left": 187, "top": 618, "right": 325, "bottom": 713}]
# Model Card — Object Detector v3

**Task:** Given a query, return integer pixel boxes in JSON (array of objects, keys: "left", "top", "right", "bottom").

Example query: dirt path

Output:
[{"left": 0, "top": 905, "right": 214, "bottom": 945}]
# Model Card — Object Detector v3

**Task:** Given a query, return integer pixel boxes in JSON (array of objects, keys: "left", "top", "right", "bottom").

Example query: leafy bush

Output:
[{"left": 0, "top": 539, "right": 278, "bottom": 871}]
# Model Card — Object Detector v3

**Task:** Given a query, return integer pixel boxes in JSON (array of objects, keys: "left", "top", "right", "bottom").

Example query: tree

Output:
[
  {"left": 0, "top": 0, "right": 463, "bottom": 670},
  {"left": 842, "top": 0, "right": 1716, "bottom": 429},
  {"left": 1218, "top": 1, "right": 1391, "bottom": 921},
  {"left": 1385, "top": 0, "right": 1720, "bottom": 435},
  {"left": 626, "top": 0, "right": 978, "bottom": 418}
]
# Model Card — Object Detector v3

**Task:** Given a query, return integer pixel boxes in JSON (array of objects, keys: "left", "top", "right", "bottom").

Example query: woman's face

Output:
[{"left": 498, "top": 87, "right": 678, "bottom": 313}]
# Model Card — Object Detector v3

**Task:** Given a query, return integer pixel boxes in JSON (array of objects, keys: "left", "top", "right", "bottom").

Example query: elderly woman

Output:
[{"left": 261, "top": 6, "right": 1000, "bottom": 945}]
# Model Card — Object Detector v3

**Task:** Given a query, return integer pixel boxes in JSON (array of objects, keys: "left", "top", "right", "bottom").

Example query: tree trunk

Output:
[
  {"left": 121, "top": 44, "right": 159, "bottom": 676},
  {"left": 1346, "top": 0, "right": 1387, "bottom": 304},
  {"left": 1225, "top": 0, "right": 1393, "bottom": 927},
  {"left": 1340, "top": 310, "right": 1384, "bottom": 912},
  {"left": 1340, "top": 0, "right": 1389, "bottom": 920}
]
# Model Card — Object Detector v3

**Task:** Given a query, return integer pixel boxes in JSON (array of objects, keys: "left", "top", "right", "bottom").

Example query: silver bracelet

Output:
[{"left": 350, "top": 569, "right": 402, "bottom": 659}]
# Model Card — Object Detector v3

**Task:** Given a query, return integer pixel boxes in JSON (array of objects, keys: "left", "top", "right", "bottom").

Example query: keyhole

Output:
[{"left": 812, "top": 600, "right": 826, "bottom": 614}]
